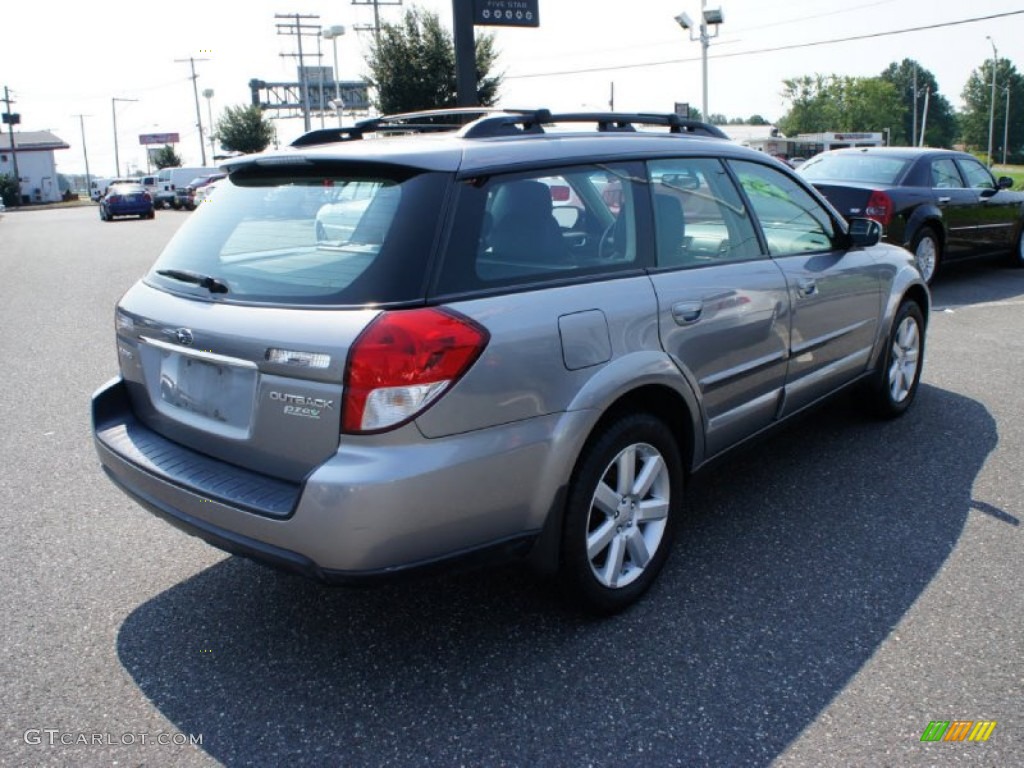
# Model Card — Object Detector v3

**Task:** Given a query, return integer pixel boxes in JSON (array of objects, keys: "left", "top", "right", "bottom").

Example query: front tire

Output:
[
  {"left": 1009, "top": 227, "right": 1024, "bottom": 268},
  {"left": 911, "top": 227, "right": 940, "bottom": 284},
  {"left": 866, "top": 300, "right": 925, "bottom": 419},
  {"left": 559, "top": 413, "right": 682, "bottom": 615}
]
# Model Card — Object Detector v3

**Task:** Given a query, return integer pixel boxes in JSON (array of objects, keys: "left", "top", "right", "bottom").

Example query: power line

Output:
[{"left": 506, "top": 9, "right": 1024, "bottom": 81}]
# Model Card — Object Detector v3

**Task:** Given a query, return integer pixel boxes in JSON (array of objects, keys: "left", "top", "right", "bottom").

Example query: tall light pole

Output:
[
  {"left": 323, "top": 25, "right": 345, "bottom": 127},
  {"left": 1003, "top": 85, "right": 1011, "bottom": 166},
  {"left": 675, "top": 2, "right": 725, "bottom": 121},
  {"left": 111, "top": 97, "right": 138, "bottom": 177},
  {"left": 175, "top": 56, "right": 209, "bottom": 166},
  {"left": 202, "top": 88, "right": 215, "bottom": 161},
  {"left": 986, "top": 36, "right": 997, "bottom": 167}
]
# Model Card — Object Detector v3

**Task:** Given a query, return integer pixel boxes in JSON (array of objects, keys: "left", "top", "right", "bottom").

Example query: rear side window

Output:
[
  {"left": 930, "top": 159, "right": 962, "bottom": 188},
  {"left": 146, "top": 168, "right": 449, "bottom": 306},
  {"left": 435, "top": 162, "right": 648, "bottom": 294},
  {"left": 731, "top": 160, "right": 840, "bottom": 255},
  {"left": 649, "top": 157, "right": 762, "bottom": 267}
]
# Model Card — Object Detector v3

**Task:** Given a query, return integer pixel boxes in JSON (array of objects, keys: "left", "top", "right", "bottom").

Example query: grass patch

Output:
[{"left": 992, "top": 164, "right": 1024, "bottom": 190}]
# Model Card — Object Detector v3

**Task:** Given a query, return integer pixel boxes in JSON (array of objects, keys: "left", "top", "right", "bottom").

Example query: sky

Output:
[{"left": 2, "top": 0, "right": 1022, "bottom": 177}]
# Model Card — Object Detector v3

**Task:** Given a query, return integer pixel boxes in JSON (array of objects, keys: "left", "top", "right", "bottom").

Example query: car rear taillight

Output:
[
  {"left": 143, "top": 192, "right": 152, "bottom": 202},
  {"left": 864, "top": 190, "right": 893, "bottom": 228},
  {"left": 342, "top": 308, "right": 489, "bottom": 433},
  {"left": 108, "top": 195, "right": 122, "bottom": 203}
]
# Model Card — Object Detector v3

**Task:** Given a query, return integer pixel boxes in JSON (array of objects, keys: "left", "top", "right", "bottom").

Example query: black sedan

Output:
[
  {"left": 99, "top": 183, "right": 155, "bottom": 222},
  {"left": 798, "top": 147, "right": 1024, "bottom": 283}
]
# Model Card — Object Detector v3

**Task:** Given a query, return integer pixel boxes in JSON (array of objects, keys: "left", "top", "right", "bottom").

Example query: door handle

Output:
[
  {"left": 796, "top": 278, "right": 817, "bottom": 297},
  {"left": 671, "top": 300, "right": 704, "bottom": 325},
  {"left": 937, "top": 196, "right": 951, "bottom": 204}
]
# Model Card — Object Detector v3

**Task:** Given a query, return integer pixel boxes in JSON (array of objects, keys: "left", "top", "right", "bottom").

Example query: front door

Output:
[{"left": 729, "top": 160, "right": 881, "bottom": 416}]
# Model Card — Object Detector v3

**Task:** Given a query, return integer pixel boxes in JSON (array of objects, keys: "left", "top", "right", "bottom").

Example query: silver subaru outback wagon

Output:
[{"left": 92, "top": 109, "right": 929, "bottom": 614}]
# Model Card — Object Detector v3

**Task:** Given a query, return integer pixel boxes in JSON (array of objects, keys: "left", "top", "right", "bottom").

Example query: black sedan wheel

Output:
[{"left": 911, "top": 227, "right": 940, "bottom": 284}]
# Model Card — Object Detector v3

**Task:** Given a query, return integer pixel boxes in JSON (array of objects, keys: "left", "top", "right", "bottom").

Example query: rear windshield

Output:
[
  {"left": 798, "top": 153, "right": 911, "bottom": 184},
  {"left": 146, "top": 166, "right": 448, "bottom": 306}
]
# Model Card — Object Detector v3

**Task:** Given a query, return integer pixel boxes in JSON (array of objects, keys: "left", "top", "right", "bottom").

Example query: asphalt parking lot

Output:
[{"left": 1, "top": 205, "right": 1021, "bottom": 767}]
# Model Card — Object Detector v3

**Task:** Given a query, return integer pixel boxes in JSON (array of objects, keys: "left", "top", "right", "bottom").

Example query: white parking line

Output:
[{"left": 933, "top": 298, "right": 1024, "bottom": 313}]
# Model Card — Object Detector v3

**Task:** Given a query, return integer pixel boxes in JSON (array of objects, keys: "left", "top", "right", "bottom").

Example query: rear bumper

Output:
[{"left": 93, "top": 377, "right": 581, "bottom": 579}]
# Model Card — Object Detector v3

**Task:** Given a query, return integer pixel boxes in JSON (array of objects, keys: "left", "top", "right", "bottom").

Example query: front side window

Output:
[
  {"left": 435, "top": 162, "right": 646, "bottom": 293},
  {"left": 147, "top": 166, "right": 448, "bottom": 306},
  {"left": 957, "top": 157, "right": 996, "bottom": 190},
  {"left": 731, "top": 160, "right": 840, "bottom": 256},
  {"left": 648, "top": 157, "right": 761, "bottom": 268}
]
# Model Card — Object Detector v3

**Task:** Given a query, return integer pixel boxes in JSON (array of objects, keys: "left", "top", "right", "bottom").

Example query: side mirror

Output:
[
  {"left": 848, "top": 217, "right": 882, "bottom": 248},
  {"left": 998, "top": 176, "right": 1014, "bottom": 189}
]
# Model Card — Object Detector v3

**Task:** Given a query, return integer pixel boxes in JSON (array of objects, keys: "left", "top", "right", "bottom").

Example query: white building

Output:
[{"left": 0, "top": 131, "right": 70, "bottom": 204}]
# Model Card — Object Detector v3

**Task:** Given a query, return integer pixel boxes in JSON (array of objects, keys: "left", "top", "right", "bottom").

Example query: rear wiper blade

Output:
[{"left": 156, "top": 269, "right": 229, "bottom": 294}]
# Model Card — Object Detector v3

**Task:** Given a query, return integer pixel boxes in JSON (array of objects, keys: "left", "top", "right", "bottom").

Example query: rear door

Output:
[
  {"left": 646, "top": 158, "right": 791, "bottom": 456},
  {"left": 729, "top": 160, "right": 881, "bottom": 416}
]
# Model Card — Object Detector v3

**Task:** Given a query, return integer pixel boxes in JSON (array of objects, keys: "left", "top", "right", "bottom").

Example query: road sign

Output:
[
  {"left": 674, "top": 103, "right": 690, "bottom": 119},
  {"left": 139, "top": 133, "right": 180, "bottom": 145},
  {"left": 473, "top": 0, "right": 539, "bottom": 27}
]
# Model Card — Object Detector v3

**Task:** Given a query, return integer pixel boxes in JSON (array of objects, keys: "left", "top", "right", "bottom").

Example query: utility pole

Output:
[
  {"left": 2, "top": 86, "right": 22, "bottom": 206},
  {"left": 352, "top": 0, "right": 403, "bottom": 42},
  {"left": 276, "top": 13, "right": 324, "bottom": 132},
  {"left": 911, "top": 65, "right": 918, "bottom": 149},
  {"left": 73, "top": 114, "right": 93, "bottom": 200},
  {"left": 175, "top": 56, "right": 210, "bottom": 165}
]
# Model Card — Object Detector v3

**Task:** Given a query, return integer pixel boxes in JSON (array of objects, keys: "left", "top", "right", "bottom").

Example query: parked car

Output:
[
  {"left": 99, "top": 182, "right": 154, "bottom": 221},
  {"left": 154, "top": 166, "right": 222, "bottom": 209},
  {"left": 92, "top": 109, "right": 929, "bottom": 614},
  {"left": 175, "top": 173, "right": 227, "bottom": 211},
  {"left": 798, "top": 147, "right": 1024, "bottom": 283}
]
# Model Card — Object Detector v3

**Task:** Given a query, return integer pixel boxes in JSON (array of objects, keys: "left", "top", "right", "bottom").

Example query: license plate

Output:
[{"left": 158, "top": 353, "right": 256, "bottom": 428}]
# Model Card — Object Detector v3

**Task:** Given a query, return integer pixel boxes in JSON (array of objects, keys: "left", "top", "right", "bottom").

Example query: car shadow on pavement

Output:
[
  {"left": 929, "top": 258, "right": 1024, "bottom": 308},
  {"left": 117, "top": 384, "right": 997, "bottom": 767}
]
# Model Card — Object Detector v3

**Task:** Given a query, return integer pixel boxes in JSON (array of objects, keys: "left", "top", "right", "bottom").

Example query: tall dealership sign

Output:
[{"left": 455, "top": 0, "right": 540, "bottom": 107}]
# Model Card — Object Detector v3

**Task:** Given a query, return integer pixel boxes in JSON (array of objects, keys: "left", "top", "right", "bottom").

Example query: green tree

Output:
[
  {"left": 153, "top": 145, "right": 182, "bottom": 169},
  {"left": 777, "top": 75, "right": 902, "bottom": 138},
  {"left": 961, "top": 57, "right": 1024, "bottom": 163},
  {"left": 748, "top": 114, "right": 770, "bottom": 126},
  {"left": 0, "top": 173, "right": 19, "bottom": 205},
  {"left": 216, "top": 105, "right": 275, "bottom": 155},
  {"left": 365, "top": 6, "right": 502, "bottom": 114},
  {"left": 879, "top": 59, "right": 957, "bottom": 148}
]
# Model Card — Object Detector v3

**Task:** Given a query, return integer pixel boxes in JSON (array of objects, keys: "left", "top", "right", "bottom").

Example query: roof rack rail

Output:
[
  {"left": 290, "top": 108, "right": 538, "bottom": 147},
  {"left": 459, "top": 110, "right": 729, "bottom": 139},
  {"left": 289, "top": 108, "right": 729, "bottom": 147}
]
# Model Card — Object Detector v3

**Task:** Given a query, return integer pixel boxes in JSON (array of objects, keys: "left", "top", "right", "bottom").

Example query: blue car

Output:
[{"left": 100, "top": 183, "right": 155, "bottom": 221}]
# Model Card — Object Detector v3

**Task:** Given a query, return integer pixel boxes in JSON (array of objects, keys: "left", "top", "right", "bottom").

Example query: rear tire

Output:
[
  {"left": 865, "top": 300, "right": 925, "bottom": 419},
  {"left": 910, "top": 227, "right": 940, "bottom": 285},
  {"left": 559, "top": 413, "right": 682, "bottom": 615}
]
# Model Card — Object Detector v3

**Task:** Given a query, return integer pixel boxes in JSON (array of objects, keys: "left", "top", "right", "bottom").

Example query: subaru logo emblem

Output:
[{"left": 175, "top": 328, "right": 194, "bottom": 346}]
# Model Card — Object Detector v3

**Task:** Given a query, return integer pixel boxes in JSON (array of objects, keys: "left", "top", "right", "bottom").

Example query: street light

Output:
[
  {"left": 986, "top": 36, "right": 997, "bottom": 167},
  {"left": 202, "top": 88, "right": 215, "bottom": 161},
  {"left": 322, "top": 25, "right": 346, "bottom": 108},
  {"left": 111, "top": 97, "right": 138, "bottom": 177},
  {"left": 675, "top": 2, "right": 724, "bottom": 120}
]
